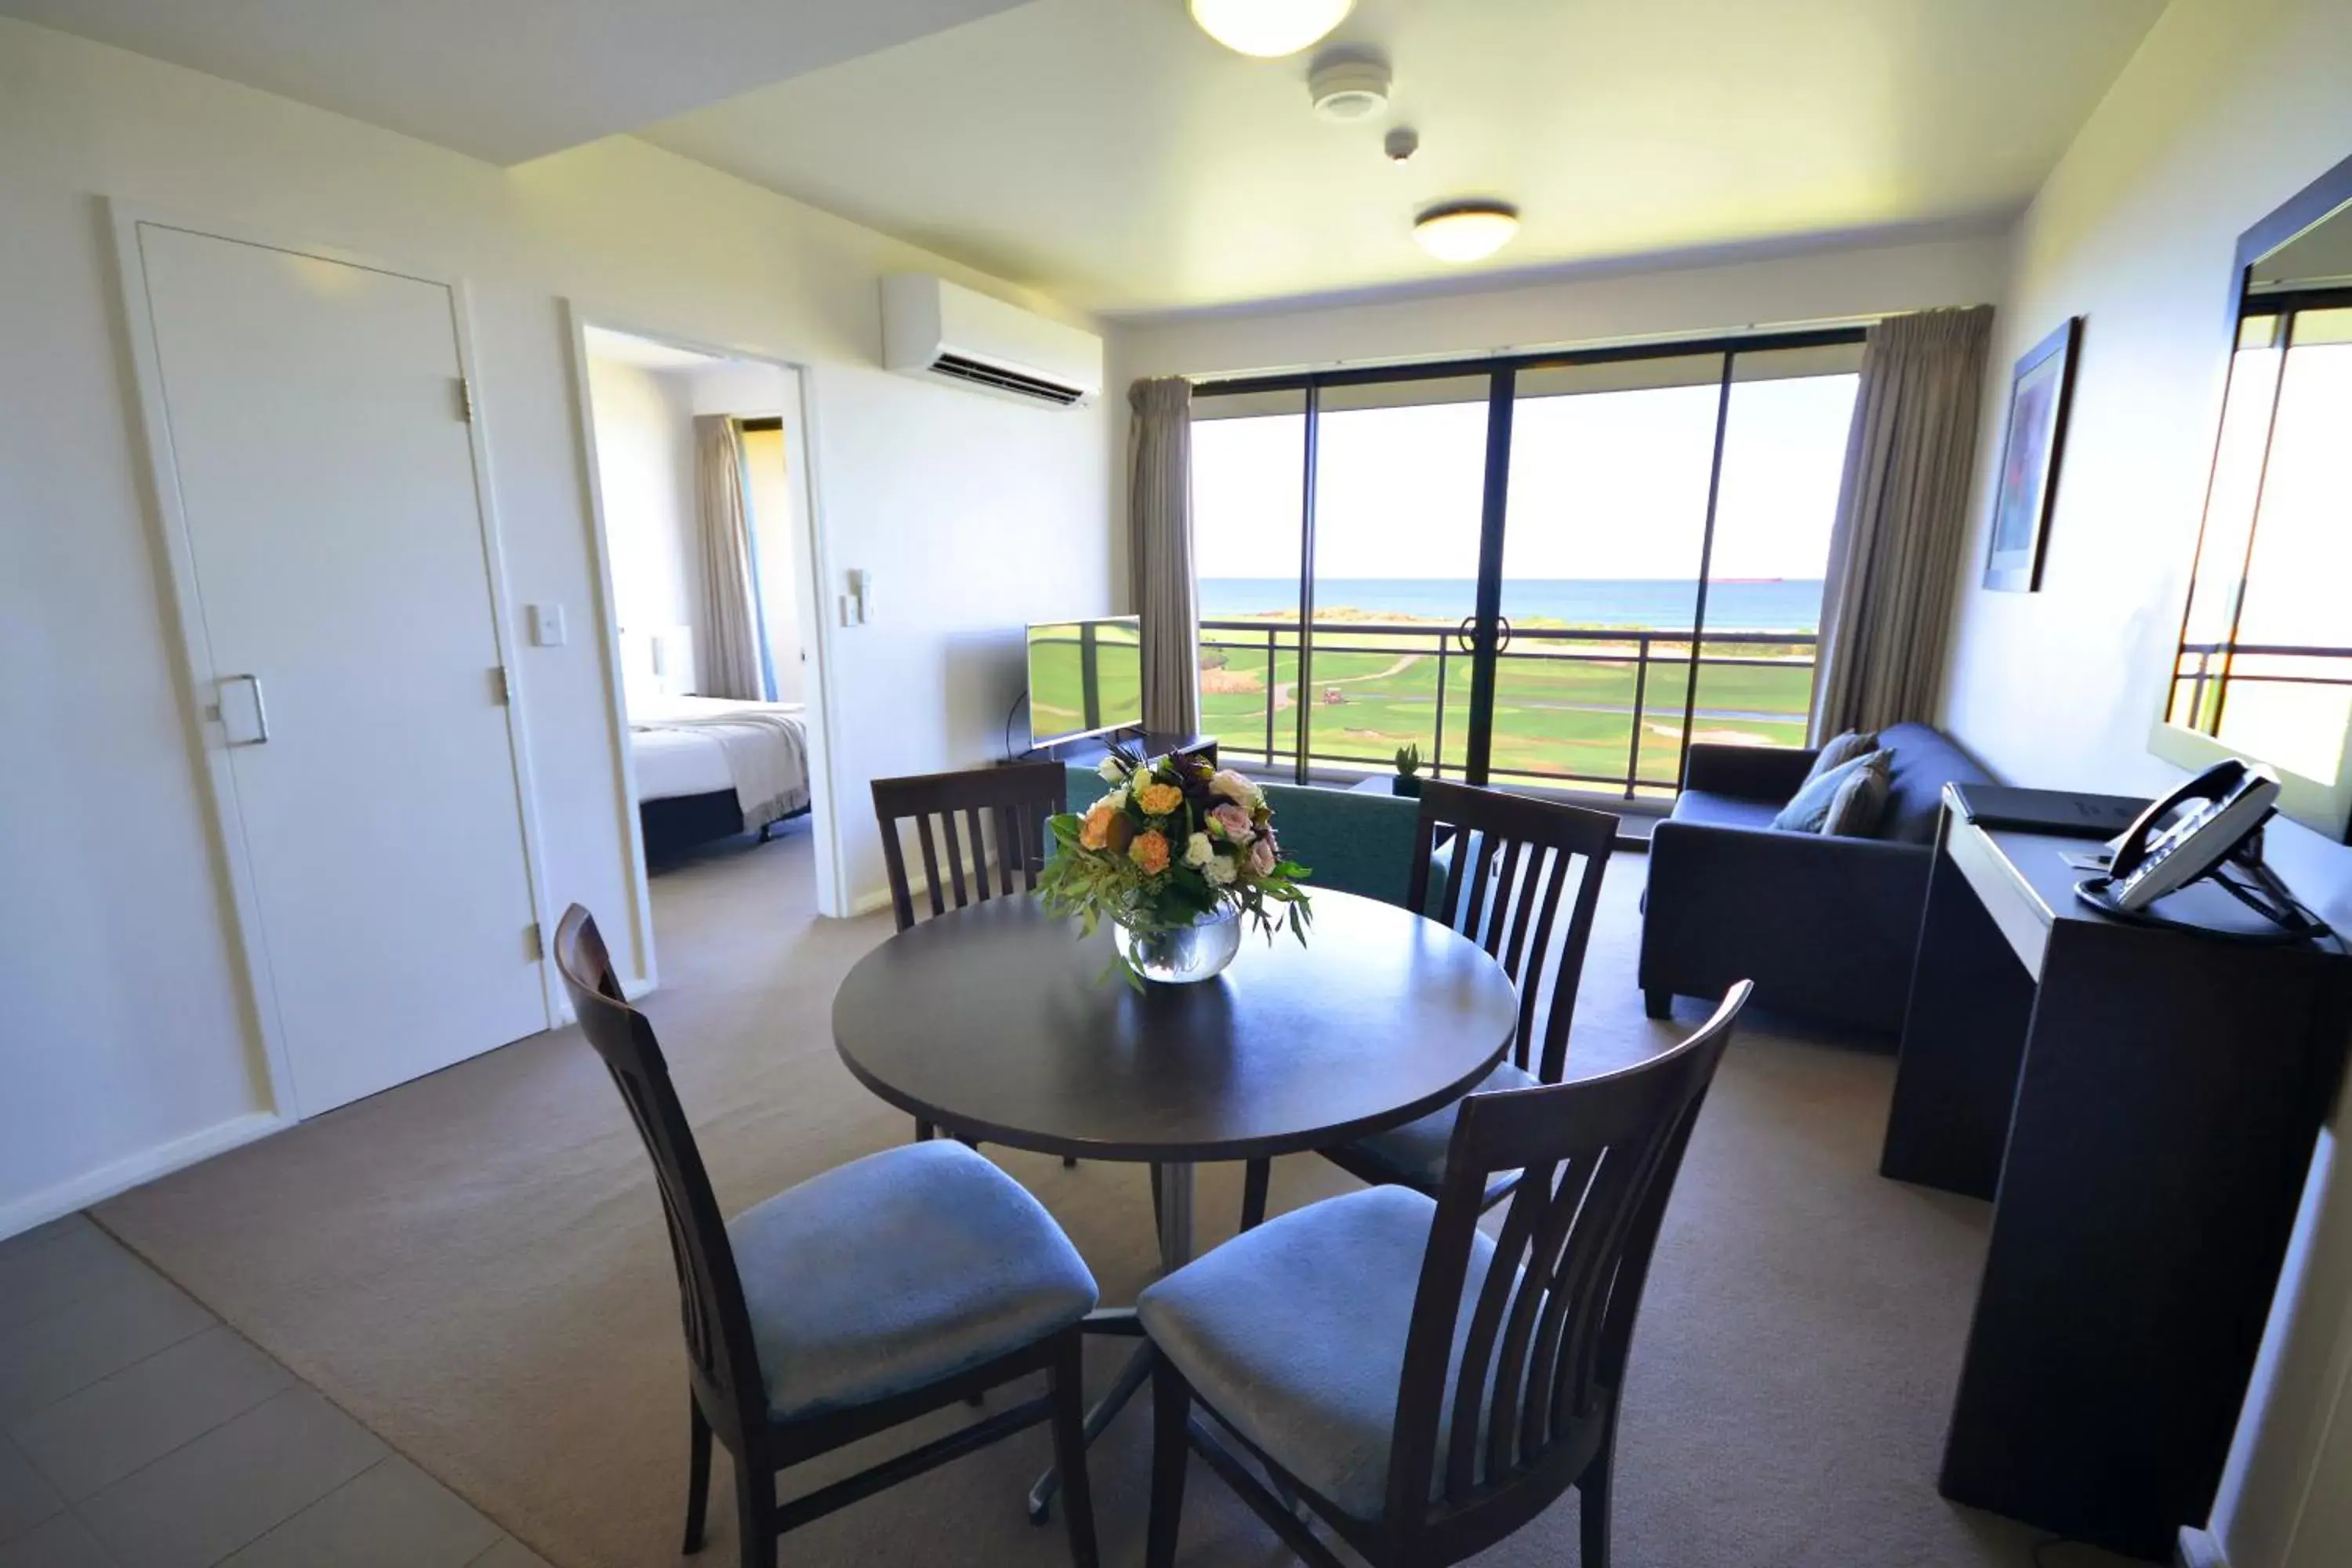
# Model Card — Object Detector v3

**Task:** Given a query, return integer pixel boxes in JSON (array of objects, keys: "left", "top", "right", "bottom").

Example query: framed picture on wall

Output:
[{"left": 1983, "top": 316, "right": 2082, "bottom": 593}]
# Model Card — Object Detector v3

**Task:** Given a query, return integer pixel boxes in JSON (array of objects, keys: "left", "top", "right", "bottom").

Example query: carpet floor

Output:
[{"left": 96, "top": 828, "right": 2141, "bottom": 1568}]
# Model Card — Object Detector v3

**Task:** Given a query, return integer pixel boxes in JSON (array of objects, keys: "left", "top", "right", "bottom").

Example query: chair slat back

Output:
[
  {"left": 552, "top": 906, "right": 768, "bottom": 1445},
  {"left": 871, "top": 762, "right": 1065, "bottom": 932},
  {"left": 1383, "top": 982, "right": 1751, "bottom": 1540},
  {"left": 1407, "top": 780, "right": 1617, "bottom": 1082}
]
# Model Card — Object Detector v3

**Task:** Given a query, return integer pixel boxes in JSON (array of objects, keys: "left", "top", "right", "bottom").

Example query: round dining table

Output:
[{"left": 832, "top": 886, "right": 1519, "bottom": 1521}]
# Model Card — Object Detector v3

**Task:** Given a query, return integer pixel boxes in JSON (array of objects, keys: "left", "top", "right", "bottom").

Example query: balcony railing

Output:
[{"left": 1197, "top": 617, "right": 1819, "bottom": 799}]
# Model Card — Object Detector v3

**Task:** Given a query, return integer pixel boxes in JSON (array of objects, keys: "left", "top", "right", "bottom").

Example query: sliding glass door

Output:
[
  {"left": 1190, "top": 332, "right": 1862, "bottom": 798},
  {"left": 1498, "top": 356, "right": 1723, "bottom": 793},
  {"left": 1304, "top": 377, "right": 1490, "bottom": 779},
  {"left": 1192, "top": 389, "right": 1305, "bottom": 771}
]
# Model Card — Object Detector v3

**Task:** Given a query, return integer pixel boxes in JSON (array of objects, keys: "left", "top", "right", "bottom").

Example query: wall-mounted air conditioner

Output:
[{"left": 880, "top": 274, "right": 1103, "bottom": 409}]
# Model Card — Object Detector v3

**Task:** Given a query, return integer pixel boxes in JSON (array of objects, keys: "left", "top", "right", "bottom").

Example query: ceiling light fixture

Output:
[
  {"left": 1413, "top": 201, "right": 1522, "bottom": 263},
  {"left": 1189, "top": 0, "right": 1353, "bottom": 59}
]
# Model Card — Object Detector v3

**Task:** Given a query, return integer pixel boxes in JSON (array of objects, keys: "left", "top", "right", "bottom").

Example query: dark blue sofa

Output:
[{"left": 1638, "top": 723, "right": 1994, "bottom": 1036}]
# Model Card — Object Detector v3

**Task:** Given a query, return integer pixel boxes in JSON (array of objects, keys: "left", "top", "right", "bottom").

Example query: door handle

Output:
[
  {"left": 1496, "top": 615, "right": 1514, "bottom": 653},
  {"left": 220, "top": 673, "right": 270, "bottom": 746},
  {"left": 1454, "top": 615, "right": 1479, "bottom": 654}
]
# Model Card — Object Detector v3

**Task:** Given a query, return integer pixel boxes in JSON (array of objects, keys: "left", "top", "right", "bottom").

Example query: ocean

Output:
[{"left": 1200, "top": 577, "right": 1827, "bottom": 632}]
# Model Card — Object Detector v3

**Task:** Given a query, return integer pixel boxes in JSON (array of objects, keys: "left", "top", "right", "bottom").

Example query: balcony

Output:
[{"left": 1198, "top": 617, "right": 1818, "bottom": 800}]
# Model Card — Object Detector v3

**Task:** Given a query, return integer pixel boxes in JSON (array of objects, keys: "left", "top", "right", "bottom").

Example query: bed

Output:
[{"left": 629, "top": 695, "right": 811, "bottom": 861}]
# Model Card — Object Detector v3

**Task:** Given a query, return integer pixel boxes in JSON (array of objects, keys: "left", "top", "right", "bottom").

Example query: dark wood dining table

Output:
[{"left": 831, "top": 887, "right": 1519, "bottom": 1521}]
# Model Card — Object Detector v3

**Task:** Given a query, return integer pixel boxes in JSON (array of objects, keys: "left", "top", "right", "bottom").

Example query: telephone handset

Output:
[
  {"left": 2074, "top": 759, "right": 2325, "bottom": 942},
  {"left": 2099, "top": 759, "right": 2280, "bottom": 911}
]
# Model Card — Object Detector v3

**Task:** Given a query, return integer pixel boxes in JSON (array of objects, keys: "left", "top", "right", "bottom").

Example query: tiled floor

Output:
[{"left": 0, "top": 1214, "right": 546, "bottom": 1568}]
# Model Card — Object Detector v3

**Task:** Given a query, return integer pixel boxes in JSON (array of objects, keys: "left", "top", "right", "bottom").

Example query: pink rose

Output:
[
  {"left": 1249, "top": 834, "right": 1278, "bottom": 877},
  {"left": 1208, "top": 803, "right": 1251, "bottom": 840},
  {"left": 1209, "top": 770, "right": 1259, "bottom": 808}
]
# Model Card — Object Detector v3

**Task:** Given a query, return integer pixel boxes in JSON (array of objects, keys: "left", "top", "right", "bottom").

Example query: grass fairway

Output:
[{"left": 1197, "top": 619, "right": 1813, "bottom": 788}]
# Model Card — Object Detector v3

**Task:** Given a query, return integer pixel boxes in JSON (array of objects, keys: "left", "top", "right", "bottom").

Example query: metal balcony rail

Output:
[{"left": 1197, "top": 617, "right": 1819, "bottom": 799}]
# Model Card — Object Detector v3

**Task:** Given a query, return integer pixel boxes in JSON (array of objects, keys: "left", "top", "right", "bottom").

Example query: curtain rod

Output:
[{"left": 1189, "top": 316, "right": 1881, "bottom": 397}]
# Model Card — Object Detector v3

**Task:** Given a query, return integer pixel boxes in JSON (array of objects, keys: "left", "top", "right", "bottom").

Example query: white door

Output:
[{"left": 135, "top": 222, "right": 547, "bottom": 1116}]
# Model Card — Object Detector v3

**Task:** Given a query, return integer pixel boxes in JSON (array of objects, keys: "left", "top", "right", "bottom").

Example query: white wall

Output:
[
  {"left": 1105, "top": 230, "right": 2013, "bottom": 592},
  {"left": 0, "top": 16, "right": 1111, "bottom": 1237},
  {"left": 583, "top": 355, "right": 701, "bottom": 678},
  {"left": 1929, "top": 1, "right": 2352, "bottom": 1563}
]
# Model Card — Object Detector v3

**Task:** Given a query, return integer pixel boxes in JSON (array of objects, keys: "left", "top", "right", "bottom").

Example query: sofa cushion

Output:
[
  {"left": 1668, "top": 790, "right": 1784, "bottom": 833},
  {"left": 1803, "top": 728, "right": 1880, "bottom": 784},
  {"left": 1770, "top": 750, "right": 1879, "bottom": 833},
  {"left": 1876, "top": 723, "right": 1995, "bottom": 844},
  {"left": 1821, "top": 751, "right": 1893, "bottom": 837}
]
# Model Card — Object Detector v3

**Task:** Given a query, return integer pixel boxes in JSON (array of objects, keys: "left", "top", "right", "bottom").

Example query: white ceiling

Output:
[
  {"left": 0, "top": 0, "right": 1033, "bottom": 164},
  {"left": 643, "top": 0, "right": 2166, "bottom": 317}
]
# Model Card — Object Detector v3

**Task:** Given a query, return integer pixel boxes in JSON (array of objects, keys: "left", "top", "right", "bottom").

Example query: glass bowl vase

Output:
[{"left": 1113, "top": 906, "right": 1243, "bottom": 984}]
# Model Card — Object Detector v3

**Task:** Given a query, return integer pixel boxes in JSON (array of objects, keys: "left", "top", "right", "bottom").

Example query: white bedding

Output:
[{"left": 629, "top": 697, "right": 811, "bottom": 823}]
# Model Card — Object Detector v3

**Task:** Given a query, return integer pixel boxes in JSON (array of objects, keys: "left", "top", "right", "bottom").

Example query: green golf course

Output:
[{"left": 1197, "top": 616, "right": 1815, "bottom": 793}]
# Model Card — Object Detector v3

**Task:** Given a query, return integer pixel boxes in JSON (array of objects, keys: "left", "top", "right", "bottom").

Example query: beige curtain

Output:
[
  {"left": 1810, "top": 305, "right": 1995, "bottom": 739},
  {"left": 1128, "top": 377, "right": 1200, "bottom": 735},
  {"left": 691, "top": 416, "right": 762, "bottom": 701}
]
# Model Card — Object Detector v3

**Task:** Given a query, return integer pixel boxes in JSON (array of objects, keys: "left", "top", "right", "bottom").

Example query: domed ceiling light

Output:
[
  {"left": 1189, "top": 0, "right": 1353, "bottom": 59},
  {"left": 1413, "top": 201, "right": 1522, "bottom": 263}
]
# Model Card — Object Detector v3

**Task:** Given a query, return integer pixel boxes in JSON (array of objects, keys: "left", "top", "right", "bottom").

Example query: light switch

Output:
[{"left": 528, "top": 603, "right": 567, "bottom": 647}]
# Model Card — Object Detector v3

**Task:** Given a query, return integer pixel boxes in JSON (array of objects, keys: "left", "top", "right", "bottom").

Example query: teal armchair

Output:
[{"left": 1063, "top": 766, "right": 1421, "bottom": 909}]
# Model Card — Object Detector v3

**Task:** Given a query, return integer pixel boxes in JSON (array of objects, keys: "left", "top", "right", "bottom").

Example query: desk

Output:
[{"left": 1882, "top": 788, "right": 2350, "bottom": 1559}]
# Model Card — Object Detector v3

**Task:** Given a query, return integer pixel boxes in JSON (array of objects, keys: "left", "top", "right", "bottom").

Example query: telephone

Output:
[
  {"left": 2101, "top": 759, "right": 2281, "bottom": 911},
  {"left": 2073, "top": 760, "right": 2328, "bottom": 942}
]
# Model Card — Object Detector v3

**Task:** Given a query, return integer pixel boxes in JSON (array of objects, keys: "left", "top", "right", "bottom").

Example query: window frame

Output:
[
  {"left": 1190, "top": 325, "right": 1866, "bottom": 792},
  {"left": 2151, "top": 149, "right": 2352, "bottom": 843}
]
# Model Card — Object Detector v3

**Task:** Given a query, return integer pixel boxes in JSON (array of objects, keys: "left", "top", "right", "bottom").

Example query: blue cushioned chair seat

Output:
[
  {"left": 1346, "top": 1059, "right": 1538, "bottom": 1189},
  {"left": 1138, "top": 1186, "right": 1500, "bottom": 1521},
  {"left": 727, "top": 1141, "right": 1098, "bottom": 1422}
]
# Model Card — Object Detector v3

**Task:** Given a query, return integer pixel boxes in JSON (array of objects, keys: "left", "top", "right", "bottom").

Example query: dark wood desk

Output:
[{"left": 1882, "top": 788, "right": 2350, "bottom": 1560}]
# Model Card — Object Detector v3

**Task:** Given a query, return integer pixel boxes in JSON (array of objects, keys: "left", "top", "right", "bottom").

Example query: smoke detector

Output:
[{"left": 1308, "top": 51, "right": 1392, "bottom": 121}]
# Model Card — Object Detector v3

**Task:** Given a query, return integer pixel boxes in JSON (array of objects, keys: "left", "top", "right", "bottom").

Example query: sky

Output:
[{"left": 1192, "top": 373, "right": 1859, "bottom": 582}]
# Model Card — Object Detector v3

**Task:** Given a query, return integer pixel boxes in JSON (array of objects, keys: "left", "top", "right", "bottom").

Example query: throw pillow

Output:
[
  {"left": 1771, "top": 750, "right": 1875, "bottom": 833},
  {"left": 1802, "top": 728, "right": 1880, "bottom": 786},
  {"left": 1820, "top": 750, "right": 1893, "bottom": 838}
]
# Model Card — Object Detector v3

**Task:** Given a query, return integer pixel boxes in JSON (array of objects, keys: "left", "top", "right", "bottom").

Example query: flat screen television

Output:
[{"left": 1027, "top": 615, "right": 1143, "bottom": 747}]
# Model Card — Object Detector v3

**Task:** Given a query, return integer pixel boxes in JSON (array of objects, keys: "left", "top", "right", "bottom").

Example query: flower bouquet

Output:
[{"left": 1036, "top": 748, "right": 1312, "bottom": 987}]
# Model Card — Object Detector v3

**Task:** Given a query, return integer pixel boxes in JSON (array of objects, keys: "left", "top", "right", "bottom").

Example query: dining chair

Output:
[
  {"left": 871, "top": 760, "right": 1068, "bottom": 1145},
  {"left": 554, "top": 905, "right": 1102, "bottom": 1568},
  {"left": 1240, "top": 779, "right": 1618, "bottom": 1229},
  {"left": 1138, "top": 981, "right": 1751, "bottom": 1568}
]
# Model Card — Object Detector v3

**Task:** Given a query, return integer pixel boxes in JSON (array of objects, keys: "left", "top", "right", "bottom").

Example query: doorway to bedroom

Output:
[{"left": 575, "top": 322, "right": 831, "bottom": 947}]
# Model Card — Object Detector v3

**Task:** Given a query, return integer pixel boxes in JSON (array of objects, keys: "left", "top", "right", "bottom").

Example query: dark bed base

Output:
[{"left": 640, "top": 790, "right": 807, "bottom": 863}]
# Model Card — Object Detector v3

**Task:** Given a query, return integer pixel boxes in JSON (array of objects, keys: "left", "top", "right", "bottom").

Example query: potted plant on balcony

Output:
[{"left": 1392, "top": 743, "right": 1425, "bottom": 800}]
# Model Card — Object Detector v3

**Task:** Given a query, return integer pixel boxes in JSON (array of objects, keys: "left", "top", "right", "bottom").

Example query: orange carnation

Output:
[
  {"left": 1128, "top": 829, "right": 1171, "bottom": 875},
  {"left": 1137, "top": 782, "right": 1182, "bottom": 816},
  {"left": 1079, "top": 801, "right": 1117, "bottom": 851}
]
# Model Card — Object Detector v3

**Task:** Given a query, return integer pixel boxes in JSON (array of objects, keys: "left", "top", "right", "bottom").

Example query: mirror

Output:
[{"left": 2154, "top": 153, "right": 2352, "bottom": 841}]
